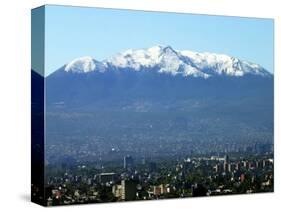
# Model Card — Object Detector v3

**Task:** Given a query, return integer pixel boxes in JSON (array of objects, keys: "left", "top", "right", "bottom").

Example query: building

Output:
[
  {"left": 223, "top": 155, "right": 230, "bottom": 172},
  {"left": 224, "top": 155, "right": 229, "bottom": 163},
  {"left": 47, "top": 197, "right": 53, "bottom": 206},
  {"left": 243, "top": 161, "right": 249, "bottom": 169},
  {"left": 228, "top": 163, "right": 236, "bottom": 172},
  {"left": 240, "top": 173, "right": 245, "bottom": 182},
  {"left": 262, "top": 159, "right": 270, "bottom": 168},
  {"left": 97, "top": 172, "right": 117, "bottom": 184},
  {"left": 121, "top": 180, "right": 137, "bottom": 201},
  {"left": 153, "top": 184, "right": 167, "bottom": 196},
  {"left": 236, "top": 162, "right": 241, "bottom": 171},
  {"left": 112, "top": 180, "right": 137, "bottom": 201},
  {"left": 124, "top": 155, "right": 134, "bottom": 170},
  {"left": 112, "top": 184, "right": 123, "bottom": 199},
  {"left": 214, "top": 164, "right": 219, "bottom": 173}
]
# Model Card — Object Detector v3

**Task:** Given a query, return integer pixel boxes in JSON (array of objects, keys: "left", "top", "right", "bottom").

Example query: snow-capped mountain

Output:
[
  {"left": 45, "top": 45, "right": 273, "bottom": 112},
  {"left": 62, "top": 45, "right": 271, "bottom": 78}
]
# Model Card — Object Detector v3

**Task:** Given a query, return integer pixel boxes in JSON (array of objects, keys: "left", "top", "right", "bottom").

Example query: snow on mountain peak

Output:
[
  {"left": 65, "top": 56, "right": 95, "bottom": 73},
  {"left": 108, "top": 46, "right": 164, "bottom": 70},
  {"left": 62, "top": 46, "right": 271, "bottom": 78},
  {"left": 180, "top": 50, "right": 270, "bottom": 77},
  {"left": 65, "top": 56, "right": 107, "bottom": 73},
  {"left": 108, "top": 45, "right": 186, "bottom": 74}
]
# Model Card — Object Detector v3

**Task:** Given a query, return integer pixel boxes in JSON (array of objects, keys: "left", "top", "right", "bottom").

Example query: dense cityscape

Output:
[{"left": 41, "top": 142, "right": 273, "bottom": 206}]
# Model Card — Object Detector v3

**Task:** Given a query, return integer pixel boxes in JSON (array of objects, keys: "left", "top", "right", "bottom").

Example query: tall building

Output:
[
  {"left": 124, "top": 155, "right": 134, "bottom": 170},
  {"left": 224, "top": 154, "right": 229, "bottom": 172},
  {"left": 121, "top": 180, "right": 137, "bottom": 201},
  {"left": 224, "top": 155, "right": 229, "bottom": 163}
]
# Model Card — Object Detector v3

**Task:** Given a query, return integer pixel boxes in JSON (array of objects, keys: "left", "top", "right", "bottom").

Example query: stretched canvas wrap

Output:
[{"left": 31, "top": 5, "right": 274, "bottom": 206}]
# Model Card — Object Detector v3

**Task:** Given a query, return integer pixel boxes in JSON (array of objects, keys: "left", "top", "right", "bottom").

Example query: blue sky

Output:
[{"left": 45, "top": 5, "right": 274, "bottom": 76}]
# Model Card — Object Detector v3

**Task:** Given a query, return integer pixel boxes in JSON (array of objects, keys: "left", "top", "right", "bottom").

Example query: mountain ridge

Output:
[{"left": 51, "top": 45, "right": 272, "bottom": 79}]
